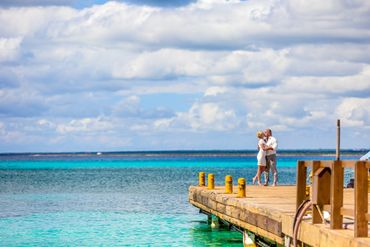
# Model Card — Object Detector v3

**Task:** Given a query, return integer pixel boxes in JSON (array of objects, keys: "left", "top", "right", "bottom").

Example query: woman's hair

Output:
[{"left": 256, "top": 131, "right": 264, "bottom": 139}]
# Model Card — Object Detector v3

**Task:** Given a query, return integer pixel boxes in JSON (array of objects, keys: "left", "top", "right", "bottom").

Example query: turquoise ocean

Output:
[{"left": 0, "top": 151, "right": 363, "bottom": 246}]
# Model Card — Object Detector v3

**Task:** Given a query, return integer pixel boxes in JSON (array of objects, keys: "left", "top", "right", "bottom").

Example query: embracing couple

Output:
[{"left": 252, "top": 129, "right": 278, "bottom": 186}]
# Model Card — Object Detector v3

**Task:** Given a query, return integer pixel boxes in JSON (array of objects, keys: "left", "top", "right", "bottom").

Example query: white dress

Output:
[{"left": 257, "top": 139, "right": 266, "bottom": 166}]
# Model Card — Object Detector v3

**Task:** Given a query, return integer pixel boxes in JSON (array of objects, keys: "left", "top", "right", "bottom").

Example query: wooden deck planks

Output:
[{"left": 189, "top": 185, "right": 370, "bottom": 247}]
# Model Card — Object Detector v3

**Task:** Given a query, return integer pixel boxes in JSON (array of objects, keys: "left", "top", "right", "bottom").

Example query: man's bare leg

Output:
[{"left": 264, "top": 157, "right": 270, "bottom": 186}]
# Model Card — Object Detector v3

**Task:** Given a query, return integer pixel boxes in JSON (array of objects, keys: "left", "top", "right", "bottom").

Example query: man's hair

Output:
[{"left": 266, "top": 129, "right": 272, "bottom": 135}]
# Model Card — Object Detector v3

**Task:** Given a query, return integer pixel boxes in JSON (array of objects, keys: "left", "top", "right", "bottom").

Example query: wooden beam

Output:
[
  {"left": 340, "top": 208, "right": 354, "bottom": 217},
  {"left": 354, "top": 161, "right": 368, "bottom": 237},
  {"left": 323, "top": 204, "right": 331, "bottom": 212},
  {"left": 190, "top": 200, "right": 284, "bottom": 244},
  {"left": 366, "top": 213, "right": 370, "bottom": 222},
  {"left": 331, "top": 161, "right": 344, "bottom": 229},
  {"left": 319, "top": 160, "right": 334, "bottom": 168},
  {"left": 342, "top": 161, "right": 355, "bottom": 168},
  {"left": 311, "top": 160, "right": 324, "bottom": 224},
  {"left": 296, "top": 160, "right": 307, "bottom": 210}
]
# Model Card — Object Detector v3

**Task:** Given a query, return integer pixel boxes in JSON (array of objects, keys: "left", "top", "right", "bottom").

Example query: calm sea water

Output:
[{"left": 0, "top": 153, "right": 360, "bottom": 246}]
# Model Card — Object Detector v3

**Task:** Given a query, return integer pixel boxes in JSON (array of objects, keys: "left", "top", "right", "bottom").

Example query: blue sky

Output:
[{"left": 0, "top": 0, "right": 370, "bottom": 152}]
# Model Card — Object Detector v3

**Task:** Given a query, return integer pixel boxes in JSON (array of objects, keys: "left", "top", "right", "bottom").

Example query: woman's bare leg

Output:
[
  {"left": 252, "top": 170, "right": 258, "bottom": 184},
  {"left": 253, "top": 166, "right": 261, "bottom": 184},
  {"left": 257, "top": 166, "right": 265, "bottom": 185}
]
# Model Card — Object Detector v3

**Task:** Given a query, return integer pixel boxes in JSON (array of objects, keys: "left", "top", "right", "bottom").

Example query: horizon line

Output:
[{"left": 0, "top": 148, "right": 368, "bottom": 156}]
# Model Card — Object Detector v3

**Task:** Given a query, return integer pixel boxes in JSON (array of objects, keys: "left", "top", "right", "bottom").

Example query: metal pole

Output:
[{"left": 336, "top": 119, "right": 340, "bottom": 161}]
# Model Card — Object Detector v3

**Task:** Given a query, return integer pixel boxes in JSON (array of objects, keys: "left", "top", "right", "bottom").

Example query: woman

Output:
[{"left": 252, "top": 131, "right": 267, "bottom": 185}]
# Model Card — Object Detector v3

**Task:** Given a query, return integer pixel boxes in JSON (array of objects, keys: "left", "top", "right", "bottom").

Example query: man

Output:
[{"left": 264, "top": 129, "right": 278, "bottom": 186}]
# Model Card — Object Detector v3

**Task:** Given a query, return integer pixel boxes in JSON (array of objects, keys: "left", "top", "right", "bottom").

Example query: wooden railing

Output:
[{"left": 296, "top": 160, "right": 370, "bottom": 237}]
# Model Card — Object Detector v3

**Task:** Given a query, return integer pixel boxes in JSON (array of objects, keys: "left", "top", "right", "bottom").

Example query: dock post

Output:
[
  {"left": 199, "top": 172, "right": 205, "bottom": 186},
  {"left": 330, "top": 160, "right": 343, "bottom": 229},
  {"left": 225, "top": 175, "right": 233, "bottom": 194},
  {"left": 208, "top": 173, "right": 215, "bottom": 190},
  {"left": 354, "top": 161, "right": 368, "bottom": 237},
  {"left": 296, "top": 161, "right": 307, "bottom": 209},
  {"left": 237, "top": 178, "right": 246, "bottom": 198},
  {"left": 312, "top": 161, "right": 331, "bottom": 224}
]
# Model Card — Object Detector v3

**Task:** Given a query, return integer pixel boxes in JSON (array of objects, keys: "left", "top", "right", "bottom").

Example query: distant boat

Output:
[
  {"left": 96, "top": 152, "right": 102, "bottom": 156},
  {"left": 360, "top": 151, "right": 370, "bottom": 160}
]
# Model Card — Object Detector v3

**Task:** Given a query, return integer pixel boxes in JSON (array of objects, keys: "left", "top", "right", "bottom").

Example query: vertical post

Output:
[
  {"left": 237, "top": 178, "right": 246, "bottom": 198},
  {"left": 225, "top": 175, "right": 233, "bottom": 194},
  {"left": 331, "top": 160, "right": 344, "bottom": 229},
  {"left": 296, "top": 161, "right": 307, "bottom": 209},
  {"left": 336, "top": 119, "right": 340, "bottom": 161},
  {"left": 312, "top": 161, "right": 325, "bottom": 224},
  {"left": 199, "top": 172, "right": 205, "bottom": 186},
  {"left": 211, "top": 215, "right": 220, "bottom": 229},
  {"left": 355, "top": 161, "right": 368, "bottom": 237},
  {"left": 208, "top": 173, "right": 215, "bottom": 190}
]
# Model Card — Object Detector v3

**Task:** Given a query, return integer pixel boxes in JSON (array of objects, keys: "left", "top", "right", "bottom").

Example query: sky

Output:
[{"left": 0, "top": 0, "right": 370, "bottom": 152}]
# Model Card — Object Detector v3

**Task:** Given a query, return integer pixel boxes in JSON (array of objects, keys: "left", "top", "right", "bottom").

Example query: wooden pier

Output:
[{"left": 189, "top": 160, "right": 370, "bottom": 247}]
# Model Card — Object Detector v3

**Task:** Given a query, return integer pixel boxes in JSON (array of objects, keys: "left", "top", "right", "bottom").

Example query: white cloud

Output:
[
  {"left": 56, "top": 117, "right": 114, "bottom": 134},
  {"left": 112, "top": 95, "right": 141, "bottom": 116},
  {"left": 111, "top": 49, "right": 211, "bottom": 80},
  {"left": 37, "top": 119, "right": 55, "bottom": 128},
  {"left": 176, "top": 102, "right": 238, "bottom": 131},
  {"left": 1, "top": 0, "right": 370, "bottom": 151},
  {"left": 336, "top": 98, "right": 370, "bottom": 127},
  {"left": 153, "top": 118, "right": 173, "bottom": 129},
  {"left": 0, "top": 121, "right": 4, "bottom": 134},
  {"left": 0, "top": 6, "right": 76, "bottom": 37},
  {"left": 0, "top": 37, "right": 22, "bottom": 61},
  {"left": 204, "top": 86, "right": 228, "bottom": 96},
  {"left": 281, "top": 65, "right": 370, "bottom": 94}
]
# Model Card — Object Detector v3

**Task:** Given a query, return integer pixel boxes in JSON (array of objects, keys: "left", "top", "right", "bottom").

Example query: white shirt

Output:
[{"left": 266, "top": 136, "right": 278, "bottom": 156}]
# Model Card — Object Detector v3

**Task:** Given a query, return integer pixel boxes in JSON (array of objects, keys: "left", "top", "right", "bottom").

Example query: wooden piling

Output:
[
  {"left": 330, "top": 160, "right": 344, "bottom": 229},
  {"left": 296, "top": 161, "right": 307, "bottom": 209},
  {"left": 355, "top": 161, "right": 368, "bottom": 237}
]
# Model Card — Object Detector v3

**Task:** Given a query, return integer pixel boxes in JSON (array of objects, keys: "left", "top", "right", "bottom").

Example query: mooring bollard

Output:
[
  {"left": 199, "top": 172, "right": 205, "bottom": 186},
  {"left": 208, "top": 173, "right": 215, "bottom": 190},
  {"left": 238, "top": 178, "right": 246, "bottom": 197},
  {"left": 225, "top": 175, "right": 233, "bottom": 194}
]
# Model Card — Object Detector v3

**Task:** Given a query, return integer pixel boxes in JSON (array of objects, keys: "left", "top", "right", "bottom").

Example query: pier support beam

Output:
[
  {"left": 211, "top": 215, "right": 220, "bottom": 229},
  {"left": 243, "top": 231, "right": 257, "bottom": 247}
]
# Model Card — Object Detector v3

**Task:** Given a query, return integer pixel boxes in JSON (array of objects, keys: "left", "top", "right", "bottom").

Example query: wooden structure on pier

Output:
[{"left": 189, "top": 160, "right": 370, "bottom": 246}]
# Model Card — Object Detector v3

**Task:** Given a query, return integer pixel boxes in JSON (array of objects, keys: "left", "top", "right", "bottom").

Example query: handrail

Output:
[{"left": 296, "top": 160, "right": 370, "bottom": 238}]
